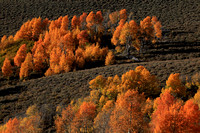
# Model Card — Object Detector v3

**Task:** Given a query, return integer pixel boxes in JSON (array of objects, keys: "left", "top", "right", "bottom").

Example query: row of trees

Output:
[
  {"left": 1, "top": 9, "right": 161, "bottom": 79},
  {"left": 1, "top": 66, "right": 200, "bottom": 132}
]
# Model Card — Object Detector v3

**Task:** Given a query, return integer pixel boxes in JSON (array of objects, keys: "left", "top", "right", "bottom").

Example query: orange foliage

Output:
[
  {"left": 111, "top": 19, "right": 125, "bottom": 45},
  {"left": 4, "top": 118, "right": 21, "bottom": 133},
  {"left": 1, "top": 35, "right": 7, "bottom": 43},
  {"left": 75, "top": 48, "right": 85, "bottom": 69},
  {"left": 109, "top": 11, "right": 119, "bottom": 25},
  {"left": 109, "top": 90, "right": 146, "bottom": 133},
  {"left": 33, "top": 41, "right": 47, "bottom": 72},
  {"left": 151, "top": 90, "right": 200, "bottom": 132},
  {"left": 95, "top": 11, "right": 104, "bottom": 24},
  {"left": 77, "top": 30, "right": 89, "bottom": 47},
  {"left": 84, "top": 44, "right": 108, "bottom": 62},
  {"left": 14, "top": 17, "right": 49, "bottom": 41},
  {"left": 71, "top": 16, "right": 80, "bottom": 29},
  {"left": 105, "top": 51, "right": 115, "bottom": 66},
  {"left": 119, "top": 9, "right": 127, "bottom": 21},
  {"left": 60, "top": 15, "right": 69, "bottom": 32},
  {"left": 44, "top": 68, "right": 54, "bottom": 77},
  {"left": 55, "top": 105, "right": 75, "bottom": 133},
  {"left": 79, "top": 12, "right": 87, "bottom": 30},
  {"left": 63, "top": 31, "right": 75, "bottom": 51},
  {"left": 71, "top": 102, "right": 96, "bottom": 132},
  {"left": 49, "top": 47, "right": 62, "bottom": 70},
  {"left": 19, "top": 53, "right": 33, "bottom": 79},
  {"left": 2, "top": 58, "right": 13, "bottom": 78},
  {"left": 14, "top": 44, "right": 27, "bottom": 67},
  {"left": 86, "top": 11, "right": 95, "bottom": 29},
  {"left": 94, "top": 100, "right": 114, "bottom": 132},
  {"left": 65, "top": 50, "right": 75, "bottom": 72},
  {"left": 154, "top": 21, "right": 162, "bottom": 38},
  {"left": 120, "top": 66, "right": 160, "bottom": 96}
]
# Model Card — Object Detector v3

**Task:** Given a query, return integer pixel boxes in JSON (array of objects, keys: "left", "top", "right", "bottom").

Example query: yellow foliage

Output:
[{"left": 166, "top": 73, "right": 186, "bottom": 97}]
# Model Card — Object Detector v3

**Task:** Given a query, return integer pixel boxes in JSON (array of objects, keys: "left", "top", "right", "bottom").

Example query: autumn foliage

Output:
[
  {"left": 1, "top": 9, "right": 163, "bottom": 79},
  {"left": 19, "top": 53, "right": 33, "bottom": 79},
  {"left": 151, "top": 89, "right": 200, "bottom": 132},
  {"left": 14, "top": 44, "right": 27, "bottom": 67},
  {"left": 2, "top": 58, "right": 13, "bottom": 78},
  {"left": 1, "top": 66, "right": 200, "bottom": 132}
]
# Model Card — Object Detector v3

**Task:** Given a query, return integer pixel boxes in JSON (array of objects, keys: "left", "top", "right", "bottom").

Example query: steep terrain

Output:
[{"left": 0, "top": 0, "right": 200, "bottom": 126}]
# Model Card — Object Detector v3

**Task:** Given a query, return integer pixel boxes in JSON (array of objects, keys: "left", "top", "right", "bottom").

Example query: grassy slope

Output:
[{"left": 0, "top": 0, "right": 200, "bottom": 127}]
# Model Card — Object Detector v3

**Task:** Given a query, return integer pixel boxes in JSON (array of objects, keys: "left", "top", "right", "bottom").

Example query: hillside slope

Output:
[
  {"left": 0, "top": 0, "right": 199, "bottom": 41},
  {"left": 1, "top": 57, "right": 200, "bottom": 123}
]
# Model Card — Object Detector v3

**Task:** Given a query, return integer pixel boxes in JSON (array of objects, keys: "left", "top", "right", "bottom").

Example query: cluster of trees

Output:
[
  {"left": 1, "top": 66, "right": 200, "bottom": 132},
  {"left": 1, "top": 9, "right": 161, "bottom": 80}
]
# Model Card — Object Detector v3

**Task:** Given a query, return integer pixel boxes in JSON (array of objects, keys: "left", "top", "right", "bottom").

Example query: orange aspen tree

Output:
[
  {"left": 4, "top": 118, "right": 21, "bottom": 133},
  {"left": 111, "top": 19, "right": 125, "bottom": 46},
  {"left": 44, "top": 68, "right": 54, "bottom": 76},
  {"left": 77, "top": 30, "right": 89, "bottom": 47},
  {"left": 94, "top": 100, "right": 114, "bottom": 133},
  {"left": 53, "top": 16, "right": 62, "bottom": 29},
  {"left": 55, "top": 105, "right": 75, "bottom": 133},
  {"left": 14, "top": 44, "right": 27, "bottom": 67},
  {"left": 109, "top": 11, "right": 119, "bottom": 25},
  {"left": 75, "top": 47, "right": 85, "bottom": 69},
  {"left": 151, "top": 89, "right": 200, "bottom": 132},
  {"left": 105, "top": 51, "right": 115, "bottom": 66},
  {"left": 71, "top": 102, "right": 96, "bottom": 133},
  {"left": 119, "top": 66, "right": 160, "bottom": 97},
  {"left": 151, "top": 16, "right": 162, "bottom": 39},
  {"left": 60, "top": 15, "right": 69, "bottom": 32},
  {"left": 1, "top": 35, "right": 7, "bottom": 43},
  {"left": 49, "top": 47, "right": 62, "bottom": 70},
  {"left": 109, "top": 90, "right": 146, "bottom": 133},
  {"left": 166, "top": 73, "right": 186, "bottom": 97},
  {"left": 71, "top": 15, "right": 80, "bottom": 29},
  {"left": 19, "top": 53, "right": 33, "bottom": 79},
  {"left": 33, "top": 42, "right": 47, "bottom": 72},
  {"left": 63, "top": 31, "right": 74, "bottom": 51},
  {"left": 86, "top": 11, "right": 95, "bottom": 29},
  {"left": 2, "top": 58, "right": 13, "bottom": 78},
  {"left": 59, "top": 51, "right": 67, "bottom": 72},
  {"left": 14, "top": 17, "right": 48, "bottom": 41},
  {"left": 80, "top": 12, "right": 87, "bottom": 30},
  {"left": 65, "top": 50, "right": 75, "bottom": 72}
]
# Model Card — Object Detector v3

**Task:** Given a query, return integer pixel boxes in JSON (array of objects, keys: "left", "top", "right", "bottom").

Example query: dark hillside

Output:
[
  {"left": 0, "top": 0, "right": 200, "bottom": 41},
  {"left": 1, "top": 58, "right": 200, "bottom": 123}
]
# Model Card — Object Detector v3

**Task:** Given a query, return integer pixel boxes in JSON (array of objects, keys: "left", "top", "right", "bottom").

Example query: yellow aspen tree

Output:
[{"left": 166, "top": 73, "right": 186, "bottom": 98}]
